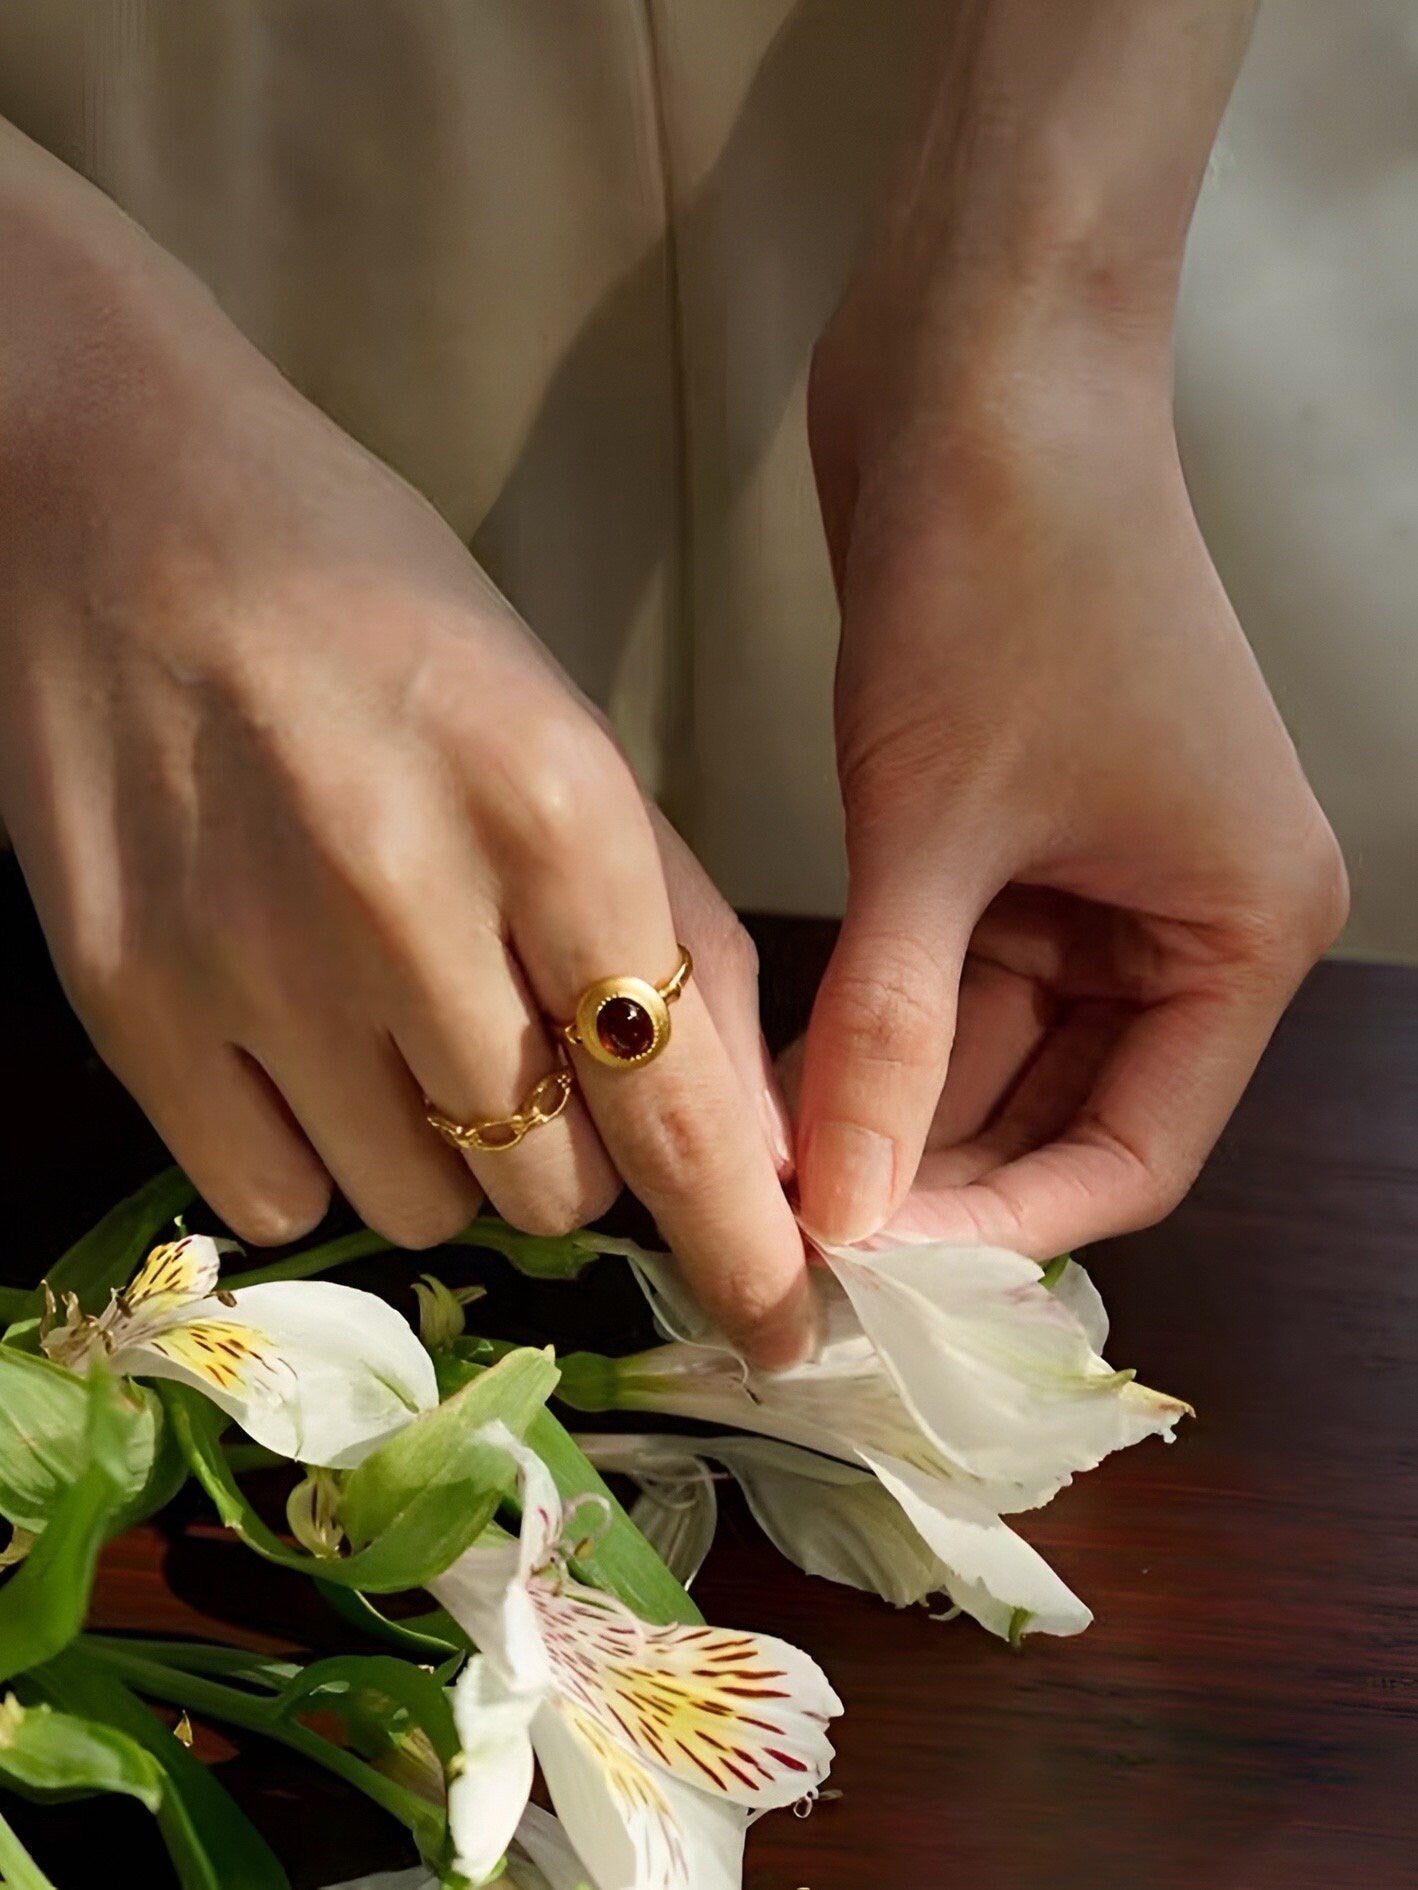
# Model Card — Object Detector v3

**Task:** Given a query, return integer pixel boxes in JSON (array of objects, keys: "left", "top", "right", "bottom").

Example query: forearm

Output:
[
  {"left": 848, "top": 0, "right": 1257, "bottom": 408},
  {"left": 0, "top": 117, "right": 233, "bottom": 500}
]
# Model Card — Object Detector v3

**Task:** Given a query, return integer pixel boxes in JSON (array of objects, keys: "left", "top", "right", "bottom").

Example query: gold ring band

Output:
[
  {"left": 557, "top": 944, "right": 693, "bottom": 1069},
  {"left": 426, "top": 1063, "right": 574, "bottom": 1154}
]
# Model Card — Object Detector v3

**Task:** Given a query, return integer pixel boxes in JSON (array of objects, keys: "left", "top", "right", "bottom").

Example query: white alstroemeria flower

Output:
[
  {"left": 579, "top": 1431, "right": 964, "bottom": 1609},
  {"left": 40, "top": 1234, "right": 436, "bottom": 1468},
  {"left": 578, "top": 1243, "right": 1189, "bottom": 1640},
  {"left": 431, "top": 1428, "right": 839, "bottom": 1890}
]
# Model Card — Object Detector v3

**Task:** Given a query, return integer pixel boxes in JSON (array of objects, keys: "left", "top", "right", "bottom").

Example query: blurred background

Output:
[{"left": 1, "top": 0, "right": 1413, "bottom": 957}]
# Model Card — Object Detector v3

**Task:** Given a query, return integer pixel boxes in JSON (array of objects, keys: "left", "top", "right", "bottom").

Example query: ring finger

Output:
[{"left": 388, "top": 925, "right": 620, "bottom": 1238}]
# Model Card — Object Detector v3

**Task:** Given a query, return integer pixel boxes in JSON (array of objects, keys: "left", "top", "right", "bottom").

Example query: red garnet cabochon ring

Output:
[{"left": 557, "top": 944, "right": 693, "bottom": 1069}]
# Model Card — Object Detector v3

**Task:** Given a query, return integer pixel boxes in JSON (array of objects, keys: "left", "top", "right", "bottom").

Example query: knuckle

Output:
[
  {"left": 717, "top": 1268, "right": 793, "bottom": 1343},
  {"left": 1130, "top": 1161, "right": 1193, "bottom": 1229},
  {"left": 1297, "top": 826, "right": 1351, "bottom": 951},
  {"left": 56, "top": 907, "right": 141, "bottom": 1029},
  {"left": 501, "top": 1192, "right": 595, "bottom": 1241},
  {"left": 839, "top": 711, "right": 1008, "bottom": 834},
  {"left": 489, "top": 715, "right": 635, "bottom": 872},
  {"left": 365, "top": 1195, "right": 475, "bottom": 1252},
  {"left": 718, "top": 917, "right": 760, "bottom": 986},
  {"left": 62, "top": 948, "right": 129, "bottom": 1033},
  {"left": 220, "top": 1182, "right": 331, "bottom": 1249},
  {"left": 633, "top": 1091, "right": 723, "bottom": 1194},
  {"left": 1225, "top": 820, "right": 1352, "bottom": 978}
]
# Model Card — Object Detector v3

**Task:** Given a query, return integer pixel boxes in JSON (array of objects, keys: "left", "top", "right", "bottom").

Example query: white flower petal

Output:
[
  {"left": 432, "top": 1428, "right": 574, "bottom": 1694},
  {"left": 432, "top": 1536, "right": 551, "bottom": 1697},
  {"left": 508, "top": 1805, "right": 598, "bottom": 1890},
  {"left": 1046, "top": 1258, "right": 1110, "bottom": 1352},
  {"left": 623, "top": 1252, "right": 722, "bottom": 1350},
  {"left": 626, "top": 1481, "right": 717, "bottom": 1590},
  {"left": 493, "top": 1422, "right": 566, "bottom": 1580},
  {"left": 858, "top": 1445, "right": 1092, "bottom": 1639},
  {"left": 647, "top": 1775, "right": 748, "bottom": 1890},
  {"left": 576, "top": 1434, "right": 720, "bottom": 1589},
  {"left": 823, "top": 1243, "right": 1188, "bottom": 1505},
  {"left": 533, "top": 1582, "right": 840, "bottom": 1809},
  {"left": 534, "top": 1698, "right": 745, "bottom": 1890},
  {"left": 449, "top": 1657, "right": 538, "bottom": 1885},
  {"left": 699, "top": 1435, "right": 949, "bottom": 1609},
  {"left": 123, "top": 1233, "right": 229, "bottom": 1320},
  {"left": 118, "top": 1278, "right": 437, "bottom": 1468}
]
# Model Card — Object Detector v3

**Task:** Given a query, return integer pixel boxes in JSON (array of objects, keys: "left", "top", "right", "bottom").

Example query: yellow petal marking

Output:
[
  {"left": 554, "top": 1701, "right": 688, "bottom": 1889},
  {"left": 125, "top": 1237, "right": 221, "bottom": 1318},
  {"left": 143, "top": 1319, "right": 276, "bottom": 1394},
  {"left": 536, "top": 1584, "right": 825, "bottom": 1806}
]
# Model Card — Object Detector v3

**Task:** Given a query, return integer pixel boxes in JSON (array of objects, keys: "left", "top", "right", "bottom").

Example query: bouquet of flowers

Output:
[{"left": 0, "top": 1169, "right": 1187, "bottom": 1890}]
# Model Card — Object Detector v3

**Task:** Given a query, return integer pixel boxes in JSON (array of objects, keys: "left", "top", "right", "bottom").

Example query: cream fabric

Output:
[{"left": 1, "top": 1, "right": 1412, "bottom": 956}]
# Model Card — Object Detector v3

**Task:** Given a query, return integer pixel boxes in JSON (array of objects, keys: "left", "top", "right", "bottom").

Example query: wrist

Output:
[
  {"left": 833, "top": 0, "right": 1257, "bottom": 411},
  {"left": 815, "top": 252, "right": 1178, "bottom": 499},
  {"left": 0, "top": 126, "right": 228, "bottom": 504}
]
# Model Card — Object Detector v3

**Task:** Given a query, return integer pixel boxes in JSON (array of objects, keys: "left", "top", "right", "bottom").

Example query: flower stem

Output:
[
  {"left": 223, "top": 1229, "right": 394, "bottom": 1289},
  {"left": 80, "top": 1638, "right": 442, "bottom": 1848},
  {"left": 0, "top": 1806, "right": 58, "bottom": 1890},
  {"left": 222, "top": 1216, "right": 602, "bottom": 1290}
]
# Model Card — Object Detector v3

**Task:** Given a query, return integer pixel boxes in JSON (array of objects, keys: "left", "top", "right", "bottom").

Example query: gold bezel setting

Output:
[{"left": 569, "top": 975, "right": 671, "bottom": 1068}]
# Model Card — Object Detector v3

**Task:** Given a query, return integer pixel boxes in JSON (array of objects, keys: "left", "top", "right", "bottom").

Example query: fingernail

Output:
[
  {"left": 760, "top": 1083, "right": 794, "bottom": 1177},
  {"left": 757, "top": 1035, "right": 795, "bottom": 1177},
  {"left": 802, "top": 1120, "right": 897, "bottom": 1246}
]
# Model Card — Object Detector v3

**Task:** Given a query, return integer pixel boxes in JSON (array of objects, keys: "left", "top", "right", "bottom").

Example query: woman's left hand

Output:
[{"left": 792, "top": 270, "right": 1348, "bottom": 1256}]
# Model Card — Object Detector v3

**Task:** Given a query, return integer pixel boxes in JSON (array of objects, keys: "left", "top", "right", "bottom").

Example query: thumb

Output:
[{"left": 795, "top": 834, "right": 988, "bottom": 1246}]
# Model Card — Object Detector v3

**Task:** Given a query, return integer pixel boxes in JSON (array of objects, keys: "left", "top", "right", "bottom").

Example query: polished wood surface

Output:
[{"left": 3, "top": 863, "right": 1416, "bottom": 1888}]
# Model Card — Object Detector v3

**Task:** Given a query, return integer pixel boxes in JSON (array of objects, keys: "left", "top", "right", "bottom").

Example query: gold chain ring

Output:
[{"left": 426, "top": 1064, "right": 574, "bottom": 1154}]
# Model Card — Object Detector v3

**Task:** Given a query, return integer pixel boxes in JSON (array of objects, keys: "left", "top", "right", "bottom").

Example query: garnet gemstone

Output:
[{"left": 596, "top": 996, "right": 655, "bottom": 1060}]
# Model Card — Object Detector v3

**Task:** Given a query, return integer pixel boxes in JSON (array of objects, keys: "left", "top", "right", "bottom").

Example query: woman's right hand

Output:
[{"left": 0, "top": 125, "right": 808, "bottom": 1364}]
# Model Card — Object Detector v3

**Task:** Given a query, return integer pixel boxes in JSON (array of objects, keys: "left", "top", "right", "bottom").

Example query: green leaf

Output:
[
  {"left": 116, "top": 1403, "right": 191, "bottom": 1533},
  {"left": 0, "top": 1348, "right": 90, "bottom": 1534},
  {"left": 271, "top": 1654, "right": 460, "bottom": 1768},
  {"left": 341, "top": 1347, "right": 558, "bottom": 1568},
  {"left": 0, "top": 1375, "right": 146, "bottom": 1684},
  {"left": 0, "top": 1344, "right": 167, "bottom": 1536},
  {"left": 0, "top": 1805, "right": 58, "bottom": 1890},
  {"left": 161, "top": 1346, "right": 558, "bottom": 1592},
  {"left": 95, "top": 1641, "right": 300, "bottom": 1690},
  {"left": 41, "top": 1167, "right": 198, "bottom": 1309},
  {"left": 0, "top": 1697, "right": 163, "bottom": 1812},
  {"left": 31, "top": 1650, "right": 290, "bottom": 1890},
  {"left": 315, "top": 1584, "right": 468, "bottom": 1660},
  {"left": 528, "top": 1410, "right": 701, "bottom": 1628},
  {"left": 155, "top": 1384, "right": 327, "bottom": 1566},
  {"left": 0, "top": 1289, "right": 30, "bottom": 1329},
  {"left": 437, "top": 1354, "right": 701, "bottom": 1628},
  {"left": 77, "top": 1641, "right": 443, "bottom": 1861}
]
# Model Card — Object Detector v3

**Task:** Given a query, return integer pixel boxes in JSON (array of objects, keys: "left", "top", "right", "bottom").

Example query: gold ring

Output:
[
  {"left": 426, "top": 1063, "right": 574, "bottom": 1154},
  {"left": 557, "top": 944, "right": 693, "bottom": 1069}
]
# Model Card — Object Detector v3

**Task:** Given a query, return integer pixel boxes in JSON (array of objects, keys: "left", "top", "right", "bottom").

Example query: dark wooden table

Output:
[{"left": 3, "top": 862, "right": 1416, "bottom": 1889}]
